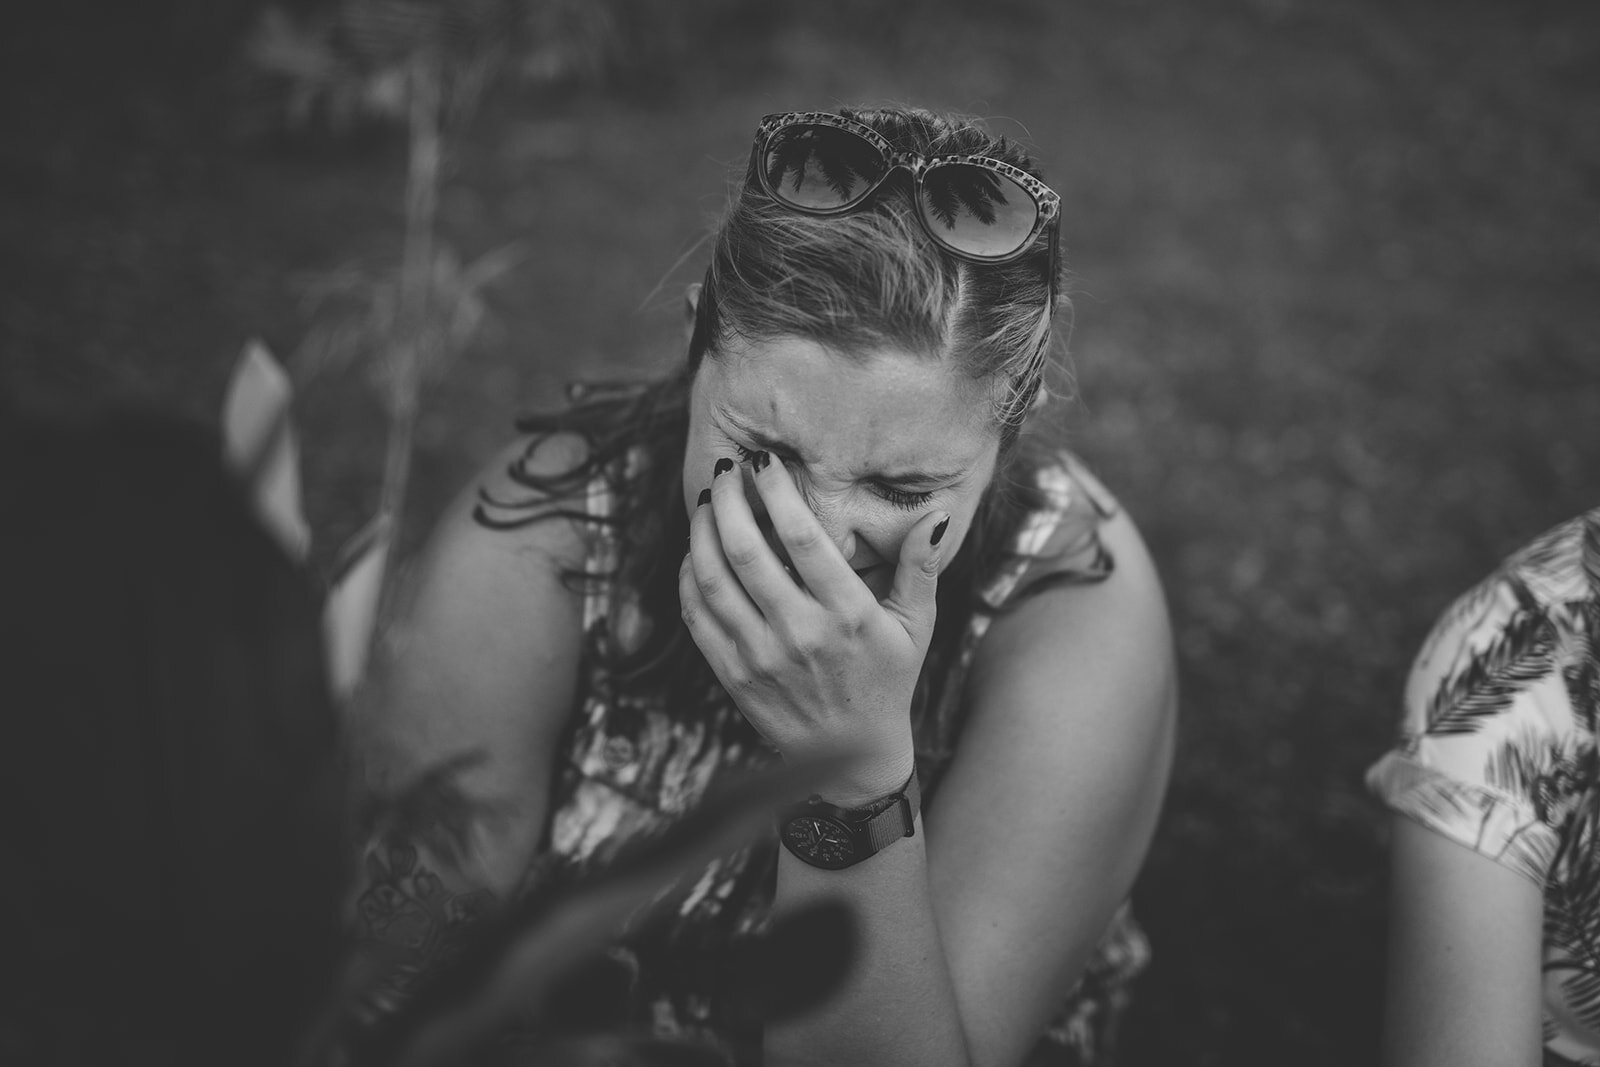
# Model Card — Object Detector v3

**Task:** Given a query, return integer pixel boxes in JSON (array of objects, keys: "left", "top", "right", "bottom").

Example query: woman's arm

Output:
[
  {"left": 760, "top": 505, "right": 1177, "bottom": 1067},
  {"left": 1380, "top": 816, "right": 1544, "bottom": 1067},
  {"left": 344, "top": 435, "right": 590, "bottom": 966},
  {"left": 924, "top": 505, "right": 1176, "bottom": 1064}
]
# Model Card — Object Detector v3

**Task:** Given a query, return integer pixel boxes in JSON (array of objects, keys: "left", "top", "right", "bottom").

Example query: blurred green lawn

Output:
[{"left": 4, "top": 1, "right": 1599, "bottom": 1063}]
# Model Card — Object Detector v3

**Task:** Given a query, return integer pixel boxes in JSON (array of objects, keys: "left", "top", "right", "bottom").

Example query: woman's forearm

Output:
[{"left": 765, "top": 811, "right": 975, "bottom": 1067}]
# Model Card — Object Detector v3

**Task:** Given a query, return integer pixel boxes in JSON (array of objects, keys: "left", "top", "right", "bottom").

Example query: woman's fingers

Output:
[
  {"left": 707, "top": 455, "right": 811, "bottom": 614},
  {"left": 678, "top": 551, "right": 741, "bottom": 674},
  {"left": 746, "top": 451, "right": 871, "bottom": 612},
  {"left": 882, "top": 507, "right": 948, "bottom": 649},
  {"left": 685, "top": 483, "right": 764, "bottom": 640}
]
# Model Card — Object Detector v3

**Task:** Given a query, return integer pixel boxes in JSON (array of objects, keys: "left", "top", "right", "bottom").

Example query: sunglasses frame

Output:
[{"left": 749, "top": 111, "right": 1062, "bottom": 266}]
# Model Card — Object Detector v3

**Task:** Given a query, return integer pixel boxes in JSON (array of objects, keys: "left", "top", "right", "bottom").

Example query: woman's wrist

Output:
[{"left": 806, "top": 746, "right": 918, "bottom": 809}]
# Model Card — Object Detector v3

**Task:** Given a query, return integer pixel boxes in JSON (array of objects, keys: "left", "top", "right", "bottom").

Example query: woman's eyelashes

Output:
[
  {"left": 728, "top": 444, "right": 935, "bottom": 512},
  {"left": 874, "top": 485, "right": 937, "bottom": 511},
  {"left": 732, "top": 443, "right": 782, "bottom": 469}
]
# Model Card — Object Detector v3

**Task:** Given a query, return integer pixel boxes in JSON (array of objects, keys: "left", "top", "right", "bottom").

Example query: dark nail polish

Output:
[
  {"left": 697, "top": 488, "right": 711, "bottom": 507},
  {"left": 752, "top": 450, "right": 771, "bottom": 473},
  {"left": 714, "top": 457, "right": 734, "bottom": 477},
  {"left": 930, "top": 516, "right": 950, "bottom": 546}
]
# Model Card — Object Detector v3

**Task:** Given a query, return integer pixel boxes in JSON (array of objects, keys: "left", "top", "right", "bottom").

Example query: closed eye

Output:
[
  {"left": 732, "top": 443, "right": 937, "bottom": 511},
  {"left": 873, "top": 484, "right": 936, "bottom": 511}
]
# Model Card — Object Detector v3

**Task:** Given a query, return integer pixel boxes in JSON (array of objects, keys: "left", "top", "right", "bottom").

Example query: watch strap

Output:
[{"left": 857, "top": 768, "right": 921, "bottom": 852}]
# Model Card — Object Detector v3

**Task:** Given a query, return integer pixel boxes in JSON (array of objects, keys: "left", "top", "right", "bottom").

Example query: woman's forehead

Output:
[{"left": 703, "top": 336, "right": 998, "bottom": 470}]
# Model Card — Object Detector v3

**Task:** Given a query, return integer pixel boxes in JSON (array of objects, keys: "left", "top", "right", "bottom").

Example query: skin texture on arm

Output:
[
  {"left": 928, "top": 505, "right": 1176, "bottom": 1064},
  {"left": 345, "top": 434, "right": 590, "bottom": 957},
  {"left": 763, "top": 504, "right": 1177, "bottom": 1067},
  {"left": 1380, "top": 816, "right": 1544, "bottom": 1067}
]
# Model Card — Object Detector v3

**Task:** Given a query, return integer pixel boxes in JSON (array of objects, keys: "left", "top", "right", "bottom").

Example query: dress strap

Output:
[{"left": 977, "top": 449, "right": 1119, "bottom": 613}]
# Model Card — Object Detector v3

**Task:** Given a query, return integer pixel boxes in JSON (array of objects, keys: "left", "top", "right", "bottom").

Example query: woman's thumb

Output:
[{"left": 885, "top": 511, "right": 949, "bottom": 639}]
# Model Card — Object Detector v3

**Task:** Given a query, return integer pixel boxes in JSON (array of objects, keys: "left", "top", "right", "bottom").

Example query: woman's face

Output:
[{"left": 683, "top": 334, "right": 1001, "bottom": 600}]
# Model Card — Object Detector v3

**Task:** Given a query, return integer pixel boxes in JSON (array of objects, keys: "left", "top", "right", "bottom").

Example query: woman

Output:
[
  {"left": 1370, "top": 507, "right": 1600, "bottom": 1067},
  {"left": 350, "top": 106, "right": 1177, "bottom": 1066}
]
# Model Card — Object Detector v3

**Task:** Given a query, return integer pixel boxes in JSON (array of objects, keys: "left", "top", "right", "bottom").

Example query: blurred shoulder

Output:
[
  {"left": 381, "top": 432, "right": 598, "bottom": 650},
  {"left": 434, "top": 431, "right": 596, "bottom": 571},
  {"left": 1399, "top": 507, "right": 1600, "bottom": 740},
  {"left": 1495, "top": 507, "right": 1600, "bottom": 609},
  {"left": 1412, "top": 509, "right": 1600, "bottom": 668}
]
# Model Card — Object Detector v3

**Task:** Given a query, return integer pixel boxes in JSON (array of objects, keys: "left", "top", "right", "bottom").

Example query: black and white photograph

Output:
[{"left": 3, "top": 2, "right": 1598, "bottom": 1065}]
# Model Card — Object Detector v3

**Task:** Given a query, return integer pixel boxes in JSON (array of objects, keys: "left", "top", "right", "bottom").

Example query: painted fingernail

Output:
[
  {"left": 697, "top": 488, "right": 711, "bottom": 507},
  {"left": 930, "top": 516, "right": 951, "bottom": 546},
  {"left": 714, "top": 457, "right": 733, "bottom": 477},
  {"left": 752, "top": 450, "right": 770, "bottom": 473}
]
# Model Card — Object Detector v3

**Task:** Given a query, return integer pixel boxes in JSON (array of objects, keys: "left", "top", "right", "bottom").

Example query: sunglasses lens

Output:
[
  {"left": 761, "top": 123, "right": 889, "bottom": 210},
  {"left": 917, "top": 163, "right": 1041, "bottom": 259}
]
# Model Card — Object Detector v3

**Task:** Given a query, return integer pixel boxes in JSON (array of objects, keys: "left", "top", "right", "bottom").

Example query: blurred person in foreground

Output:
[
  {"left": 350, "top": 104, "right": 1178, "bottom": 1066},
  {"left": 0, "top": 406, "right": 807, "bottom": 1067},
  {"left": 1370, "top": 507, "right": 1600, "bottom": 1066},
  {"left": 0, "top": 410, "right": 345, "bottom": 1067}
]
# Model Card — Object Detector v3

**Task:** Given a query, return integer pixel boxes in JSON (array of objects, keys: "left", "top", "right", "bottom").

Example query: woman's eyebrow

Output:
[
  {"left": 872, "top": 465, "right": 964, "bottom": 490},
  {"left": 720, "top": 407, "right": 963, "bottom": 488},
  {"left": 720, "top": 409, "right": 804, "bottom": 459}
]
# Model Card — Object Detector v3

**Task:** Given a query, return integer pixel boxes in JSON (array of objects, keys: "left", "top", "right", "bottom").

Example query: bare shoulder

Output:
[
  {"left": 945, "top": 496, "right": 1176, "bottom": 898},
  {"left": 946, "top": 493, "right": 1176, "bottom": 856},
  {"left": 439, "top": 430, "right": 595, "bottom": 571},
  {"left": 968, "top": 498, "right": 1177, "bottom": 737},
  {"left": 393, "top": 431, "right": 595, "bottom": 622},
  {"left": 353, "top": 431, "right": 597, "bottom": 795}
]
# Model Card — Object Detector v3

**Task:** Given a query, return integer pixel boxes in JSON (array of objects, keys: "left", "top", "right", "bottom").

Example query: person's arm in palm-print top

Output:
[{"left": 1369, "top": 509, "right": 1600, "bottom": 1067}]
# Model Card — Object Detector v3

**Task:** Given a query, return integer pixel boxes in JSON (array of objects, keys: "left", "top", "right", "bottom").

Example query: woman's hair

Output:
[
  {"left": 689, "top": 105, "right": 1064, "bottom": 445},
  {"left": 483, "top": 104, "right": 1085, "bottom": 743}
]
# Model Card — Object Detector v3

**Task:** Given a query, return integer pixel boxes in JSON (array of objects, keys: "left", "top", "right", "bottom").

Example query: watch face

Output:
[{"left": 781, "top": 814, "right": 858, "bottom": 869}]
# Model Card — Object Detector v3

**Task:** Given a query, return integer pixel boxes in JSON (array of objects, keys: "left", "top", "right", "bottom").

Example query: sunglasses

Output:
[{"left": 749, "top": 111, "right": 1061, "bottom": 265}]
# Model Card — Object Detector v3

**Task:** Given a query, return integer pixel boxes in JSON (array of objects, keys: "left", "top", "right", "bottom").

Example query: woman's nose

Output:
[
  {"left": 808, "top": 508, "right": 858, "bottom": 564},
  {"left": 797, "top": 486, "right": 861, "bottom": 564}
]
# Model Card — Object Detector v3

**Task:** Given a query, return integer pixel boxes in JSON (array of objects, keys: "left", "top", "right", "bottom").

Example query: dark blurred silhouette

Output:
[
  {"left": 0, "top": 408, "right": 346, "bottom": 1066},
  {"left": 0, "top": 405, "right": 854, "bottom": 1067}
]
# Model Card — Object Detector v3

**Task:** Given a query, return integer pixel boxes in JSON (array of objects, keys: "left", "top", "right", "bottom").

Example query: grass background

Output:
[{"left": 4, "top": 1, "right": 1599, "bottom": 1063}]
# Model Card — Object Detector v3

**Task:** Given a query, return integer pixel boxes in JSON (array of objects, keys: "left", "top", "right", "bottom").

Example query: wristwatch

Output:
[{"left": 779, "top": 770, "right": 921, "bottom": 870}]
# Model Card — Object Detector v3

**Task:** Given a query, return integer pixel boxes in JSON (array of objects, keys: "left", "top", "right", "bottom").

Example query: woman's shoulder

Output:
[
  {"left": 430, "top": 429, "right": 602, "bottom": 563},
  {"left": 349, "top": 433, "right": 607, "bottom": 894},
  {"left": 978, "top": 449, "right": 1123, "bottom": 609},
  {"left": 381, "top": 432, "right": 599, "bottom": 660},
  {"left": 967, "top": 450, "right": 1174, "bottom": 720},
  {"left": 468, "top": 431, "right": 597, "bottom": 540}
]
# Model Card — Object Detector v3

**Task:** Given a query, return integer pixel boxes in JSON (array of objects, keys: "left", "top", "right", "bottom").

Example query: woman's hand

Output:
[{"left": 678, "top": 453, "right": 948, "bottom": 804}]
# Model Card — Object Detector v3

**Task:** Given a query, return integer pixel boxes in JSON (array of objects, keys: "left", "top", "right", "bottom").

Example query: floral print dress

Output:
[
  {"left": 529, "top": 450, "right": 1152, "bottom": 1065},
  {"left": 1367, "top": 508, "right": 1600, "bottom": 1065}
]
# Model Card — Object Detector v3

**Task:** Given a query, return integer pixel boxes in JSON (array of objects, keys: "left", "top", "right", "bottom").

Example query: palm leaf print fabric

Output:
[{"left": 1368, "top": 508, "right": 1600, "bottom": 1064}]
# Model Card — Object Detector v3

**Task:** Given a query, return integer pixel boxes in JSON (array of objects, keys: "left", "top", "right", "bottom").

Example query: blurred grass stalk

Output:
[
  {"left": 385, "top": 44, "right": 440, "bottom": 536},
  {"left": 243, "top": 1, "right": 617, "bottom": 614}
]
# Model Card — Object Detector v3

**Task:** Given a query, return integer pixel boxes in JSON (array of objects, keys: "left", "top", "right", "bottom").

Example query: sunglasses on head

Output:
[{"left": 749, "top": 111, "right": 1062, "bottom": 265}]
